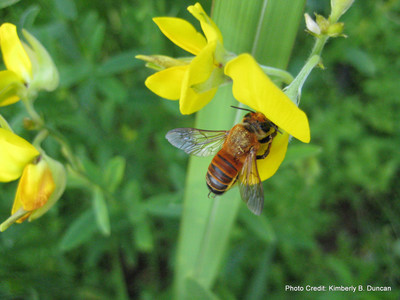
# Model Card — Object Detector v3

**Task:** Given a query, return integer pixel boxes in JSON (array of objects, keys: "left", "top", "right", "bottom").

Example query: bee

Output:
[{"left": 166, "top": 107, "right": 279, "bottom": 215}]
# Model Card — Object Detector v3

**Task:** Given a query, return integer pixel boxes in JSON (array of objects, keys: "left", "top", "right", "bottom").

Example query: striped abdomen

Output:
[{"left": 206, "top": 149, "right": 243, "bottom": 195}]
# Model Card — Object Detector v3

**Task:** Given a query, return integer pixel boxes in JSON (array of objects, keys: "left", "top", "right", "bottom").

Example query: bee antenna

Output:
[
  {"left": 270, "top": 122, "right": 282, "bottom": 134},
  {"left": 230, "top": 106, "right": 254, "bottom": 113}
]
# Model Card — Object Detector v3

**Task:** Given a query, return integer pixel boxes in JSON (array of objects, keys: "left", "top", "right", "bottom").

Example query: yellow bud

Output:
[{"left": 12, "top": 156, "right": 55, "bottom": 222}]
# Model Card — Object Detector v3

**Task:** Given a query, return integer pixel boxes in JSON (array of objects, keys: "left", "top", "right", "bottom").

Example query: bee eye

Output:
[
  {"left": 244, "top": 113, "right": 251, "bottom": 118},
  {"left": 260, "top": 122, "right": 270, "bottom": 132}
]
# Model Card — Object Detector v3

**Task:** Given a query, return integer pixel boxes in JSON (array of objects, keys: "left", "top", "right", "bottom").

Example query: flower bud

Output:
[
  {"left": 22, "top": 28, "right": 59, "bottom": 93},
  {"left": 330, "top": 0, "right": 355, "bottom": 23},
  {"left": 305, "top": 13, "right": 321, "bottom": 36}
]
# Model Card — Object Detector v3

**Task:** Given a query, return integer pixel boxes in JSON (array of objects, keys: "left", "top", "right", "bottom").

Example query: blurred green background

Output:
[{"left": 0, "top": 0, "right": 399, "bottom": 299}]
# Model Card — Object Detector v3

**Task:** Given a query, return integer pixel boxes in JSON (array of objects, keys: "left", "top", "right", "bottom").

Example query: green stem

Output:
[
  {"left": 0, "top": 208, "right": 30, "bottom": 232},
  {"left": 112, "top": 243, "right": 130, "bottom": 300},
  {"left": 260, "top": 65, "right": 294, "bottom": 85},
  {"left": 22, "top": 98, "right": 44, "bottom": 128},
  {"left": 310, "top": 35, "right": 329, "bottom": 58},
  {"left": 0, "top": 114, "right": 13, "bottom": 131},
  {"left": 32, "top": 129, "right": 49, "bottom": 149},
  {"left": 284, "top": 55, "right": 320, "bottom": 104},
  {"left": 44, "top": 126, "right": 82, "bottom": 172},
  {"left": 285, "top": 31, "right": 333, "bottom": 105}
]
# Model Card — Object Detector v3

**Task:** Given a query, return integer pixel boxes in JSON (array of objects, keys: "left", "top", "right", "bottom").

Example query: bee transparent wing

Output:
[
  {"left": 238, "top": 147, "right": 264, "bottom": 215},
  {"left": 166, "top": 128, "right": 229, "bottom": 157}
]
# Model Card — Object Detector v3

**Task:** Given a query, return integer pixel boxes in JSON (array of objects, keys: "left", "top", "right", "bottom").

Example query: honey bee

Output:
[{"left": 166, "top": 107, "right": 279, "bottom": 215}]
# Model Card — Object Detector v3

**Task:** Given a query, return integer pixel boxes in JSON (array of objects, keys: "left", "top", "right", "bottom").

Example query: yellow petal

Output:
[
  {"left": 180, "top": 41, "right": 218, "bottom": 114},
  {"left": 187, "top": 3, "right": 223, "bottom": 43},
  {"left": 0, "top": 70, "right": 25, "bottom": 106},
  {"left": 0, "top": 23, "right": 32, "bottom": 83},
  {"left": 12, "top": 159, "right": 55, "bottom": 214},
  {"left": 145, "top": 65, "right": 188, "bottom": 100},
  {"left": 11, "top": 188, "right": 31, "bottom": 223},
  {"left": 0, "top": 128, "right": 39, "bottom": 182},
  {"left": 153, "top": 17, "right": 207, "bottom": 55},
  {"left": 257, "top": 131, "right": 289, "bottom": 181},
  {"left": 225, "top": 54, "right": 310, "bottom": 143},
  {"left": 29, "top": 154, "right": 66, "bottom": 221}
]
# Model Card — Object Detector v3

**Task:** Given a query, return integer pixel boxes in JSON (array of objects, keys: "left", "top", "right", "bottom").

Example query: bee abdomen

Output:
[{"left": 206, "top": 153, "right": 239, "bottom": 195}]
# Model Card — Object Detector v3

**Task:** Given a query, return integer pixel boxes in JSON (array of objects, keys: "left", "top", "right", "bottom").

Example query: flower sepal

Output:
[
  {"left": 28, "top": 153, "right": 66, "bottom": 221},
  {"left": 135, "top": 54, "right": 190, "bottom": 71},
  {"left": 21, "top": 29, "right": 59, "bottom": 94}
]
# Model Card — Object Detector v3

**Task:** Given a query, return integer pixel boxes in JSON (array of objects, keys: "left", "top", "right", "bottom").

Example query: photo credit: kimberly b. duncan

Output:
[{"left": 285, "top": 285, "right": 392, "bottom": 293}]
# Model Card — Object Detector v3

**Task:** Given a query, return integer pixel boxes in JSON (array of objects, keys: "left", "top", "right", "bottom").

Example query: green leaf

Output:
[
  {"left": 238, "top": 209, "right": 276, "bottom": 244},
  {"left": 282, "top": 143, "right": 322, "bottom": 166},
  {"left": 59, "top": 61, "right": 92, "bottom": 87},
  {"left": 81, "top": 11, "right": 105, "bottom": 58},
  {"left": 97, "top": 50, "right": 142, "bottom": 75},
  {"left": 59, "top": 210, "right": 97, "bottom": 251},
  {"left": 133, "top": 219, "right": 154, "bottom": 252},
  {"left": 19, "top": 5, "right": 40, "bottom": 29},
  {"left": 96, "top": 77, "right": 128, "bottom": 104},
  {"left": 92, "top": 187, "right": 111, "bottom": 236},
  {"left": 103, "top": 156, "right": 126, "bottom": 193},
  {"left": 145, "top": 192, "right": 182, "bottom": 218},
  {"left": 184, "top": 277, "right": 220, "bottom": 300},
  {"left": 54, "top": 0, "right": 77, "bottom": 20},
  {"left": 0, "top": 0, "right": 20, "bottom": 9},
  {"left": 344, "top": 47, "right": 376, "bottom": 76}
]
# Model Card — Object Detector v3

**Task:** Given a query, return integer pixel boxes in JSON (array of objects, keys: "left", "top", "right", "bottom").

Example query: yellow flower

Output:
[
  {"left": 11, "top": 157, "right": 55, "bottom": 223},
  {"left": 0, "top": 127, "right": 66, "bottom": 230},
  {"left": 0, "top": 127, "right": 39, "bottom": 182},
  {"left": 0, "top": 23, "right": 59, "bottom": 106},
  {"left": 10, "top": 153, "right": 66, "bottom": 224},
  {"left": 225, "top": 54, "right": 310, "bottom": 181},
  {"left": 137, "top": 2, "right": 229, "bottom": 114}
]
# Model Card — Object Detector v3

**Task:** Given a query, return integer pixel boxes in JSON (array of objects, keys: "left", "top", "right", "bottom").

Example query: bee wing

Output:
[
  {"left": 238, "top": 147, "right": 264, "bottom": 215},
  {"left": 166, "top": 128, "right": 229, "bottom": 157}
]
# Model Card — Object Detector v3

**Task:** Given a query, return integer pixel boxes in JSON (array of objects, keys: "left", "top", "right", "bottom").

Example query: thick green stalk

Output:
[{"left": 174, "top": 0, "right": 306, "bottom": 298}]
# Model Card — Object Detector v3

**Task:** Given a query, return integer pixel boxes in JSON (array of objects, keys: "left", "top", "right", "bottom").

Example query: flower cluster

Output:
[
  {"left": 137, "top": 3, "right": 310, "bottom": 182},
  {"left": 0, "top": 23, "right": 65, "bottom": 231}
]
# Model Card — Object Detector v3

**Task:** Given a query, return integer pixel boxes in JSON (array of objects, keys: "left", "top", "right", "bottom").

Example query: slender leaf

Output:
[
  {"left": 92, "top": 187, "right": 111, "bottom": 236},
  {"left": 103, "top": 156, "right": 126, "bottom": 193},
  {"left": 145, "top": 192, "right": 183, "bottom": 218},
  {"left": 184, "top": 277, "right": 220, "bottom": 300},
  {"left": 133, "top": 218, "right": 154, "bottom": 252},
  {"left": 0, "top": 0, "right": 20, "bottom": 9},
  {"left": 97, "top": 50, "right": 142, "bottom": 75},
  {"left": 54, "top": 0, "right": 77, "bottom": 20},
  {"left": 59, "top": 210, "right": 97, "bottom": 251}
]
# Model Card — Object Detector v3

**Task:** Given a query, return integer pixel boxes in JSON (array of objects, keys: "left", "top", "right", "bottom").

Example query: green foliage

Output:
[{"left": 0, "top": 0, "right": 399, "bottom": 299}]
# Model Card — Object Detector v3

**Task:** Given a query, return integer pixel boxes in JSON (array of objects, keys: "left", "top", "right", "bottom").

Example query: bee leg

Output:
[
  {"left": 257, "top": 130, "right": 277, "bottom": 159},
  {"left": 259, "top": 135, "right": 272, "bottom": 144},
  {"left": 208, "top": 191, "right": 216, "bottom": 199},
  {"left": 256, "top": 141, "right": 272, "bottom": 160}
]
